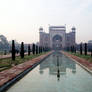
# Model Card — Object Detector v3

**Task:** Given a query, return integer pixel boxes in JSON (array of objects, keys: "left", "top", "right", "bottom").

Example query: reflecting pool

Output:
[{"left": 6, "top": 52, "right": 92, "bottom": 92}]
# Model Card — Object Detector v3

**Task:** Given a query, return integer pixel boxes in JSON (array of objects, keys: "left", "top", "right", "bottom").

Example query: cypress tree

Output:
[
  {"left": 40, "top": 46, "right": 41, "bottom": 53},
  {"left": 80, "top": 43, "right": 83, "bottom": 55},
  {"left": 28, "top": 45, "right": 30, "bottom": 56},
  {"left": 36, "top": 45, "right": 38, "bottom": 54},
  {"left": 71, "top": 46, "right": 73, "bottom": 52},
  {"left": 43, "top": 47, "right": 44, "bottom": 52},
  {"left": 73, "top": 46, "right": 76, "bottom": 53},
  {"left": 32, "top": 43, "right": 35, "bottom": 54},
  {"left": 74, "top": 47, "right": 76, "bottom": 53},
  {"left": 84, "top": 43, "right": 87, "bottom": 55},
  {"left": 20, "top": 42, "right": 24, "bottom": 58},
  {"left": 91, "top": 50, "right": 92, "bottom": 57},
  {"left": 12, "top": 40, "right": 15, "bottom": 60},
  {"left": 72, "top": 46, "right": 75, "bottom": 53}
]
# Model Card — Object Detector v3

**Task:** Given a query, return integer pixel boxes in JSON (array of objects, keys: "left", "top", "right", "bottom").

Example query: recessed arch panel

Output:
[{"left": 52, "top": 35, "right": 62, "bottom": 50}]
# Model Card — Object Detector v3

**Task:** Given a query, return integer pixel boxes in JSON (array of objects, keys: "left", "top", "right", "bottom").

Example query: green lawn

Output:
[
  {"left": 0, "top": 52, "right": 47, "bottom": 72},
  {"left": 0, "top": 51, "right": 4, "bottom": 55},
  {"left": 68, "top": 52, "right": 92, "bottom": 62}
]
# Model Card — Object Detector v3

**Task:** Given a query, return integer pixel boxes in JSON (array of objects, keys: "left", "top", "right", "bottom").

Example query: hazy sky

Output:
[{"left": 0, "top": 0, "right": 92, "bottom": 44}]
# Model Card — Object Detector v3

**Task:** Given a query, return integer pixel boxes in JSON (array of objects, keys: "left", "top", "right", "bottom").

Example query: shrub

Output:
[
  {"left": 36, "top": 45, "right": 38, "bottom": 54},
  {"left": 20, "top": 42, "right": 24, "bottom": 58},
  {"left": 80, "top": 43, "right": 83, "bottom": 55},
  {"left": 84, "top": 43, "right": 87, "bottom": 55},
  {"left": 12, "top": 40, "right": 15, "bottom": 60},
  {"left": 32, "top": 43, "right": 35, "bottom": 54}
]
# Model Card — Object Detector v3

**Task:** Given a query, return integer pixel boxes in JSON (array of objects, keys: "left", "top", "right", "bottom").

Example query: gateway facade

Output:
[{"left": 39, "top": 25, "right": 76, "bottom": 50}]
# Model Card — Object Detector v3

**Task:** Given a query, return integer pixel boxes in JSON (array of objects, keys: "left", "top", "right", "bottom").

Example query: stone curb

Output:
[
  {"left": 0, "top": 52, "right": 53, "bottom": 92},
  {"left": 62, "top": 51, "right": 92, "bottom": 74},
  {"left": 71, "top": 58, "right": 92, "bottom": 74}
]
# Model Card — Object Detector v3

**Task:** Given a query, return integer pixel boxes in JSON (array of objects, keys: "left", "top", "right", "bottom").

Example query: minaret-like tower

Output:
[
  {"left": 71, "top": 27, "right": 76, "bottom": 46},
  {"left": 39, "top": 27, "right": 44, "bottom": 47}
]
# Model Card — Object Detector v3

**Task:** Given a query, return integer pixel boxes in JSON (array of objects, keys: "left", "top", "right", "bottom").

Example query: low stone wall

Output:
[
  {"left": 62, "top": 51, "right": 92, "bottom": 72},
  {"left": 0, "top": 52, "right": 52, "bottom": 88}
]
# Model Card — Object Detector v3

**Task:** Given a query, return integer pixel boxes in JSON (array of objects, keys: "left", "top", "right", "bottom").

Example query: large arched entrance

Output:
[{"left": 52, "top": 35, "right": 62, "bottom": 50}]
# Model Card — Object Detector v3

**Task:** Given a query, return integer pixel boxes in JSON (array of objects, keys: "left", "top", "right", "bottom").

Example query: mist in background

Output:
[{"left": 0, "top": 0, "right": 92, "bottom": 44}]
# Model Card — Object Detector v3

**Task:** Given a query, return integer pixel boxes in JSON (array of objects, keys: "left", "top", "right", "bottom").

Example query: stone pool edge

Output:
[
  {"left": 62, "top": 51, "right": 92, "bottom": 74},
  {"left": 0, "top": 51, "right": 53, "bottom": 92}
]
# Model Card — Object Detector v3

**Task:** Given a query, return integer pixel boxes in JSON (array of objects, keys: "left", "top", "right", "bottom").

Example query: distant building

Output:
[
  {"left": 39, "top": 25, "right": 76, "bottom": 50},
  {"left": 36, "top": 42, "right": 40, "bottom": 46},
  {"left": 88, "top": 40, "right": 92, "bottom": 51},
  {"left": 88, "top": 40, "right": 92, "bottom": 44}
]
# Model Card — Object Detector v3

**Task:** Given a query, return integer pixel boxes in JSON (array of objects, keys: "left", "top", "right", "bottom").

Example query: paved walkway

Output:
[
  {"left": 62, "top": 51, "right": 92, "bottom": 71},
  {"left": 0, "top": 52, "right": 52, "bottom": 87}
]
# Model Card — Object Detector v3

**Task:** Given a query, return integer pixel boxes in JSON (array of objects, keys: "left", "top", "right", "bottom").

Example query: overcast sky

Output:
[{"left": 0, "top": 0, "right": 92, "bottom": 44}]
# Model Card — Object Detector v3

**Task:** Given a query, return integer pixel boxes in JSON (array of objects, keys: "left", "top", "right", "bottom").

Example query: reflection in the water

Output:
[
  {"left": 57, "top": 69, "right": 60, "bottom": 81},
  {"left": 57, "top": 55, "right": 60, "bottom": 81},
  {"left": 6, "top": 51, "right": 92, "bottom": 92},
  {"left": 39, "top": 52, "right": 76, "bottom": 81}
]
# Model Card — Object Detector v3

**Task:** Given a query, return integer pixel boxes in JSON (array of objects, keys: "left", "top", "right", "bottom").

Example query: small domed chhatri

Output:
[
  {"left": 71, "top": 27, "right": 76, "bottom": 31},
  {"left": 39, "top": 27, "right": 43, "bottom": 31},
  {"left": 39, "top": 27, "right": 44, "bottom": 32}
]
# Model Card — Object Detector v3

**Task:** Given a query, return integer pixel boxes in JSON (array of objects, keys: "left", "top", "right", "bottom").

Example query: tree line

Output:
[
  {"left": 11, "top": 40, "right": 50, "bottom": 61},
  {"left": 66, "top": 43, "right": 92, "bottom": 57}
]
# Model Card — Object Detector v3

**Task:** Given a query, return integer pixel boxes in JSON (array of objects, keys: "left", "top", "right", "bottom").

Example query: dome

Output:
[
  {"left": 39, "top": 27, "right": 43, "bottom": 31},
  {"left": 71, "top": 27, "right": 76, "bottom": 31}
]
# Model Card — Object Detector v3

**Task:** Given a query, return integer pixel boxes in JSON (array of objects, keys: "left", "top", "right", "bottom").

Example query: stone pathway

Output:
[{"left": 0, "top": 52, "right": 52, "bottom": 87}]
